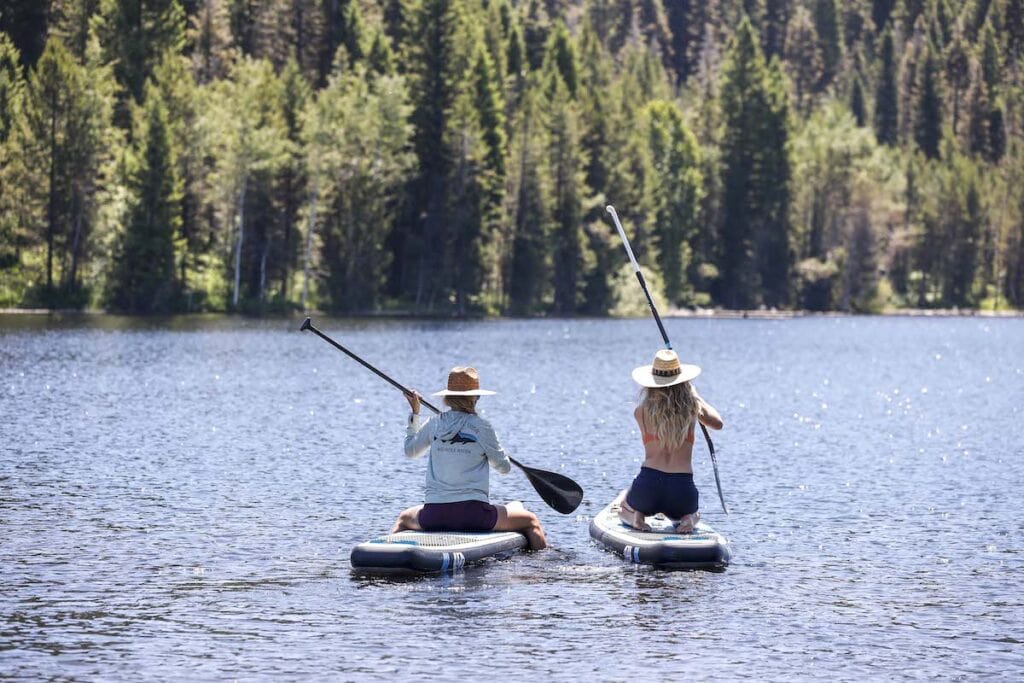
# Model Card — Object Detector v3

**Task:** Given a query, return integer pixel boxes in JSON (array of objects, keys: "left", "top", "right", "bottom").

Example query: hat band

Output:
[{"left": 652, "top": 367, "right": 681, "bottom": 378}]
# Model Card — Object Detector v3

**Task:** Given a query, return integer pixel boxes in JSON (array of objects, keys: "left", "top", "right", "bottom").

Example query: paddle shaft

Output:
[
  {"left": 606, "top": 205, "right": 729, "bottom": 515},
  {"left": 301, "top": 318, "right": 440, "bottom": 409},
  {"left": 300, "top": 319, "right": 536, "bottom": 477}
]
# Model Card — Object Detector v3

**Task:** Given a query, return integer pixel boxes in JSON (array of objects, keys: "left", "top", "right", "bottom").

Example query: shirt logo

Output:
[{"left": 443, "top": 431, "right": 478, "bottom": 445}]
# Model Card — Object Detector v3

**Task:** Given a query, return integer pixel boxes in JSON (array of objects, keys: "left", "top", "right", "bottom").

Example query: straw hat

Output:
[
  {"left": 631, "top": 349, "right": 701, "bottom": 388},
  {"left": 432, "top": 366, "right": 497, "bottom": 397}
]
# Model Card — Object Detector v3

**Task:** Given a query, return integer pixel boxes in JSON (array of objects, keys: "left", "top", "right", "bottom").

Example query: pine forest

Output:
[{"left": 2, "top": 0, "right": 1024, "bottom": 315}]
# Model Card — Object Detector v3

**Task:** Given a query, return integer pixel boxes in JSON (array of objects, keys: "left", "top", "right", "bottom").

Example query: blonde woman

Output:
[
  {"left": 618, "top": 349, "right": 724, "bottom": 533},
  {"left": 391, "top": 367, "right": 548, "bottom": 550}
]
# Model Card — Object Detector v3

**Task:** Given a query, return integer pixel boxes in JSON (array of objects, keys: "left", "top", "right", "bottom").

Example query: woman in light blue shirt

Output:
[{"left": 390, "top": 367, "right": 548, "bottom": 550}]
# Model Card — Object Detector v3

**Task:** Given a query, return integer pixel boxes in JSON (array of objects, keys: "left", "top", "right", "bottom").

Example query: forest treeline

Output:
[{"left": 1, "top": 0, "right": 1023, "bottom": 314}]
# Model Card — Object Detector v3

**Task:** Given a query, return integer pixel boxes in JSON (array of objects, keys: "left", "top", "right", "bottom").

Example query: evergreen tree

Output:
[
  {"left": 0, "top": 0, "right": 50, "bottom": 67},
  {"left": 913, "top": 42, "right": 943, "bottom": 159},
  {"left": 945, "top": 31, "right": 970, "bottom": 134},
  {"left": 277, "top": 59, "right": 310, "bottom": 302},
  {"left": 717, "top": 17, "right": 792, "bottom": 308},
  {"left": 96, "top": 0, "right": 187, "bottom": 111},
  {"left": 813, "top": 0, "right": 844, "bottom": 91},
  {"left": 303, "top": 64, "right": 413, "bottom": 311},
  {"left": 643, "top": 100, "right": 704, "bottom": 305},
  {"left": 0, "top": 34, "right": 21, "bottom": 144},
  {"left": 664, "top": 0, "right": 712, "bottom": 84},
  {"left": 0, "top": 35, "right": 25, "bottom": 270},
  {"left": 523, "top": 0, "right": 551, "bottom": 71},
  {"left": 188, "top": 0, "right": 234, "bottom": 84},
  {"left": 507, "top": 80, "right": 552, "bottom": 314},
  {"left": 108, "top": 85, "right": 182, "bottom": 312},
  {"left": 544, "top": 23, "right": 578, "bottom": 98},
  {"left": 403, "top": 0, "right": 467, "bottom": 309},
  {"left": 874, "top": 24, "right": 899, "bottom": 145},
  {"left": 763, "top": 0, "right": 793, "bottom": 59},
  {"left": 382, "top": 0, "right": 417, "bottom": 56},
  {"left": 850, "top": 74, "right": 867, "bottom": 126},
  {"left": 979, "top": 19, "right": 1001, "bottom": 91},
  {"left": 785, "top": 6, "right": 823, "bottom": 117},
  {"left": 16, "top": 37, "right": 115, "bottom": 304},
  {"left": 872, "top": 0, "right": 896, "bottom": 29},
  {"left": 1005, "top": 0, "right": 1024, "bottom": 59},
  {"left": 50, "top": 0, "right": 103, "bottom": 59},
  {"left": 547, "top": 72, "right": 586, "bottom": 314},
  {"left": 368, "top": 29, "right": 396, "bottom": 75}
]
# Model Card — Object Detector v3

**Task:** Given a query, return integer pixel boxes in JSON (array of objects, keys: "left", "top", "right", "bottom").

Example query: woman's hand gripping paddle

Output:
[
  {"left": 300, "top": 318, "right": 584, "bottom": 514},
  {"left": 606, "top": 206, "right": 729, "bottom": 515}
]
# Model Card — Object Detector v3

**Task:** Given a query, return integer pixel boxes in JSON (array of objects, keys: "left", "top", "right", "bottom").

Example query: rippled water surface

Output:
[{"left": 2, "top": 314, "right": 1023, "bottom": 680}]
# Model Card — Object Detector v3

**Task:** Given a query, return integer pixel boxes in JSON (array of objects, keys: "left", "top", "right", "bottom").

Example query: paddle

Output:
[
  {"left": 606, "top": 205, "right": 729, "bottom": 515},
  {"left": 299, "top": 317, "right": 584, "bottom": 514}
]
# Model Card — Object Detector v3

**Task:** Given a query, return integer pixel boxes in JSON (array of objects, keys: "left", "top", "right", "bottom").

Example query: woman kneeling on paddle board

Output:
[
  {"left": 391, "top": 367, "right": 548, "bottom": 550},
  {"left": 619, "top": 350, "right": 724, "bottom": 533}
]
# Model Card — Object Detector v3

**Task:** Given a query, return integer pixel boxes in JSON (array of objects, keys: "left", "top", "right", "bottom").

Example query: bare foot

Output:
[
  {"left": 630, "top": 510, "right": 652, "bottom": 532},
  {"left": 674, "top": 512, "right": 700, "bottom": 533}
]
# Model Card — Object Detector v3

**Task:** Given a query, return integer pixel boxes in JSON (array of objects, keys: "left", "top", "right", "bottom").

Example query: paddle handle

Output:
[{"left": 606, "top": 206, "right": 673, "bottom": 351}]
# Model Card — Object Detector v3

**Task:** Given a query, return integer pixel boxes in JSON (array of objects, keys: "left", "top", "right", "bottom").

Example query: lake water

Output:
[{"left": 1, "top": 314, "right": 1022, "bottom": 679}]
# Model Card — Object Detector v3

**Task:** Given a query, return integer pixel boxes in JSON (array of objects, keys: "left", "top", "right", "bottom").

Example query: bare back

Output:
[
  {"left": 635, "top": 398, "right": 723, "bottom": 473},
  {"left": 635, "top": 406, "right": 695, "bottom": 473}
]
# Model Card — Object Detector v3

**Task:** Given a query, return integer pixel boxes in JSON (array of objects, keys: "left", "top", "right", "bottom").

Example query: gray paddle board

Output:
[
  {"left": 351, "top": 530, "right": 528, "bottom": 574},
  {"left": 589, "top": 494, "right": 731, "bottom": 569}
]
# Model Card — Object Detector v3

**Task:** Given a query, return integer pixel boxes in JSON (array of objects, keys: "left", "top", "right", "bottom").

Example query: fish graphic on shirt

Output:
[{"left": 442, "top": 431, "right": 478, "bottom": 445}]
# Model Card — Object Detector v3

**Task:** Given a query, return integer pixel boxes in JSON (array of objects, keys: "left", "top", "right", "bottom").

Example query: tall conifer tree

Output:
[
  {"left": 717, "top": 17, "right": 792, "bottom": 308},
  {"left": 874, "top": 24, "right": 899, "bottom": 145},
  {"left": 108, "top": 86, "right": 182, "bottom": 312}
]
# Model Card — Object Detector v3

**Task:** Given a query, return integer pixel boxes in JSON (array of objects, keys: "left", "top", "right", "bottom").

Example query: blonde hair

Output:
[
  {"left": 639, "top": 382, "right": 699, "bottom": 451},
  {"left": 445, "top": 396, "right": 478, "bottom": 414}
]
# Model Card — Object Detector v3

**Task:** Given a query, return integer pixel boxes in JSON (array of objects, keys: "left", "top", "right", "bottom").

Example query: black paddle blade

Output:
[
  {"left": 300, "top": 317, "right": 312, "bottom": 332},
  {"left": 510, "top": 458, "right": 584, "bottom": 514}
]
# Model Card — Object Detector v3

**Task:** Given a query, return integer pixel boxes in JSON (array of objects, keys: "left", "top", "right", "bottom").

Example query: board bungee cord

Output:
[{"left": 606, "top": 205, "right": 729, "bottom": 515}]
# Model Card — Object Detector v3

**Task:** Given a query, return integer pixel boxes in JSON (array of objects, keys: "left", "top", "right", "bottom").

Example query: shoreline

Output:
[{"left": 2, "top": 307, "right": 1021, "bottom": 319}]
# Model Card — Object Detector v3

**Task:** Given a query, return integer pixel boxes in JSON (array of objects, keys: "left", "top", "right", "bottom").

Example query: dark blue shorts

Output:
[
  {"left": 625, "top": 467, "right": 699, "bottom": 520},
  {"left": 418, "top": 500, "right": 499, "bottom": 532}
]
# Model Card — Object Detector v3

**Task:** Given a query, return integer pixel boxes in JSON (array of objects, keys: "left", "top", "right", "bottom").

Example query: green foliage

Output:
[
  {"left": 303, "top": 64, "right": 413, "bottom": 312},
  {"left": 1, "top": 0, "right": 1023, "bottom": 314},
  {"left": 913, "top": 42, "right": 943, "bottom": 159},
  {"left": 717, "top": 17, "right": 793, "bottom": 308},
  {"left": 642, "top": 99, "right": 703, "bottom": 305},
  {"left": 9, "top": 36, "right": 116, "bottom": 306},
  {"left": 874, "top": 24, "right": 899, "bottom": 145},
  {"left": 107, "top": 85, "right": 182, "bottom": 312},
  {"left": 813, "top": 0, "right": 844, "bottom": 90},
  {"left": 95, "top": 0, "right": 186, "bottom": 107}
]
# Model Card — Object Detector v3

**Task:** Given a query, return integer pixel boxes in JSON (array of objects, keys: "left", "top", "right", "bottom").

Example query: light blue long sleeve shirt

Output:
[{"left": 405, "top": 410, "right": 512, "bottom": 504}]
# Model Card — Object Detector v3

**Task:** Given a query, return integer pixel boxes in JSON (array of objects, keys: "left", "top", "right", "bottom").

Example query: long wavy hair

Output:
[
  {"left": 639, "top": 382, "right": 699, "bottom": 451},
  {"left": 445, "top": 396, "right": 478, "bottom": 414}
]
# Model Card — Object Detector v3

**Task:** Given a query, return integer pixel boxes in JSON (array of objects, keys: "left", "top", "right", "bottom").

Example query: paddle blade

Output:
[
  {"left": 510, "top": 458, "right": 584, "bottom": 514},
  {"left": 300, "top": 317, "right": 312, "bottom": 332}
]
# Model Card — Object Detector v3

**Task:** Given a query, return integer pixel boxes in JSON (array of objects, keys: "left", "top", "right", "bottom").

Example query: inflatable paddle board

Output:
[
  {"left": 350, "top": 530, "right": 528, "bottom": 574},
  {"left": 589, "top": 493, "right": 731, "bottom": 569}
]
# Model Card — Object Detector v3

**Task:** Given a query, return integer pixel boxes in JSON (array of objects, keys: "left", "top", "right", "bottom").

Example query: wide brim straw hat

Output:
[
  {"left": 432, "top": 366, "right": 497, "bottom": 397},
  {"left": 631, "top": 349, "right": 701, "bottom": 388}
]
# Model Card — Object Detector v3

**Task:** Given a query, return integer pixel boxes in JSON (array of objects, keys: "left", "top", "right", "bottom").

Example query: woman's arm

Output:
[
  {"left": 696, "top": 393, "right": 724, "bottom": 430},
  {"left": 403, "top": 391, "right": 432, "bottom": 458},
  {"left": 475, "top": 420, "right": 512, "bottom": 474}
]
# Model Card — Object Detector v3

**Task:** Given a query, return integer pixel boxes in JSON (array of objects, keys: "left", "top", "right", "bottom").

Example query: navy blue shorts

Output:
[
  {"left": 418, "top": 500, "right": 499, "bottom": 532},
  {"left": 625, "top": 467, "right": 699, "bottom": 520}
]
